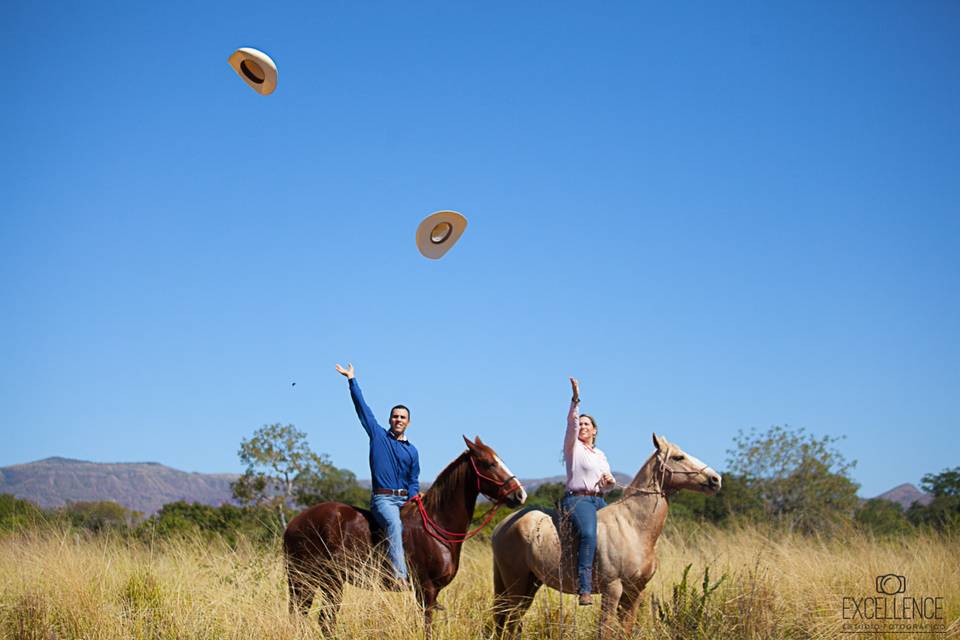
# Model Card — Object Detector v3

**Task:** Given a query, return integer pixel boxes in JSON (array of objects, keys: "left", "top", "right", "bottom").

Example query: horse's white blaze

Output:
[
  {"left": 684, "top": 452, "right": 720, "bottom": 488},
  {"left": 687, "top": 453, "right": 708, "bottom": 473},
  {"left": 495, "top": 455, "right": 527, "bottom": 503}
]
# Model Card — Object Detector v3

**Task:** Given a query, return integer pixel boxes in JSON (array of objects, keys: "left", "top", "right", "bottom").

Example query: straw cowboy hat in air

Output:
[
  {"left": 227, "top": 47, "right": 278, "bottom": 95},
  {"left": 416, "top": 211, "right": 469, "bottom": 259}
]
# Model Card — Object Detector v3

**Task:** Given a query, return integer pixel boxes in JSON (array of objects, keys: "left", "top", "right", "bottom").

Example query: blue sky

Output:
[{"left": 2, "top": 1, "right": 957, "bottom": 498}]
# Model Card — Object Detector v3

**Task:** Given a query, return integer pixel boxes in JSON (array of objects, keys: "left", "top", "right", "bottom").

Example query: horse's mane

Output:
[
  {"left": 420, "top": 450, "right": 471, "bottom": 512},
  {"left": 622, "top": 449, "right": 661, "bottom": 498}
]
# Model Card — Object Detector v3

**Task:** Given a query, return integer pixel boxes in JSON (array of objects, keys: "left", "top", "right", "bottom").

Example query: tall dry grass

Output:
[{"left": 1, "top": 524, "right": 957, "bottom": 639}]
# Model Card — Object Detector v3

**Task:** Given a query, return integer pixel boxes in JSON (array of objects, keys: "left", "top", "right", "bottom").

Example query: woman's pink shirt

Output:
[{"left": 564, "top": 400, "right": 613, "bottom": 493}]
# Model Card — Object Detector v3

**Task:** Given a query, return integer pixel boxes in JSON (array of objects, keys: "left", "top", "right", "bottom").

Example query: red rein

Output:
[
  {"left": 409, "top": 494, "right": 502, "bottom": 544},
  {"left": 406, "top": 456, "right": 519, "bottom": 544}
]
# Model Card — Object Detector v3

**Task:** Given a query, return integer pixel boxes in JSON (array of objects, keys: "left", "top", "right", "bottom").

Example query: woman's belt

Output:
[{"left": 567, "top": 490, "right": 603, "bottom": 497}]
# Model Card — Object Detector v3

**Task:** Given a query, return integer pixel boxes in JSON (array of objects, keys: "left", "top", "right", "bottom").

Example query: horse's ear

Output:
[
  {"left": 463, "top": 435, "right": 477, "bottom": 452},
  {"left": 653, "top": 433, "right": 667, "bottom": 451},
  {"left": 475, "top": 435, "right": 485, "bottom": 447}
]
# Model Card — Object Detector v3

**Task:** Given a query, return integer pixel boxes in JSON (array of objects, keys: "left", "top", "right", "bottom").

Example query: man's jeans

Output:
[
  {"left": 560, "top": 494, "right": 607, "bottom": 595},
  {"left": 370, "top": 493, "right": 409, "bottom": 580}
]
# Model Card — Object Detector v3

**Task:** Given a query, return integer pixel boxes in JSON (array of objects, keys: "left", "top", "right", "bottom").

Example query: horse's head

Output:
[
  {"left": 652, "top": 433, "right": 722, "bottom": 496},
  {"left": 462, "top": 435, "right": 528, "bottom": 507}
]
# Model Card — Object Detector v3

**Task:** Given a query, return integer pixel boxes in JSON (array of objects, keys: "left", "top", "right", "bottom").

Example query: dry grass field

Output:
[{"left": 1, "top": 524, "right": 957, "bottom": 639}]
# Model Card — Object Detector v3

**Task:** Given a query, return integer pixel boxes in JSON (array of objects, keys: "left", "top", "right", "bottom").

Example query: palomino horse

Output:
[
  {"left": 284, "top": 436, "right": 527, "bottom": 638},
  {"left": 491, "top": 433, "right": 721, "bottom": 640}
]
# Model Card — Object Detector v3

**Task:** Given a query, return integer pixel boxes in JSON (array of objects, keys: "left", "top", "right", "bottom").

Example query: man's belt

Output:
[
  {"left": 567, "top": 490, "right": 603, "bottom": 497},
  {"left": 373, "top": 488, "right": 408, "bottom": 496}
]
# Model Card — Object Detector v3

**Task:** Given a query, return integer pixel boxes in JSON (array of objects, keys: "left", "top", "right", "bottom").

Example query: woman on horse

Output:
[{"left": 563, "top": 377, "right": 616, "bottom": 606}]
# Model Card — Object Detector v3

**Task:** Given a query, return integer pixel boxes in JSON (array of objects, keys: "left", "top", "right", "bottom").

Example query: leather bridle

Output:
[
  {"left": 469, "top": 455, "right": 522, "bottom": 503},
  {"left": 627, "top": 448, "right": 710, "bottom": 503}
]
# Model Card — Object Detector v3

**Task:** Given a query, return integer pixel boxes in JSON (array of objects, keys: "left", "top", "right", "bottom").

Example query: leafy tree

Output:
[
  {"left": 709, "top": 474, "right": 765, "bottom": 523},
  {"left": 726, "top": 425, "right": 859, "bottom": 533},
  {"left": 139, "top": 501, "right": 289, "bottom": 544},
  {"left": 525, "top": 482, "right": 565, "bottom": 509},
  {"left": 232, "top": 423, "right": 364, "bottom": 527},
  {"left": 902, "top": 468, "right": 960, "bottom": 532},
  {"left": 294, "top": 463, "right": 368, "bottom": 508},
  {"left": 856, "top": 498, "right": 912, "bottom": 536},
  {"left": 669, "top": 474, "right": 764, "bottom": 525},
  {"left": 668, "top": 490, "right": 708, "bottom": 522},
  {"left": 61, "top": 501, "right": 140, "bottom": 532},
  {"left": 906, "top": 497, "right": 960, "bottom": 532},
  {"left": 0, "top": 494, "right": 45, "bottom": 531},
  {"left": 921, "top": 467, "right": 960, "bottom": 497}
]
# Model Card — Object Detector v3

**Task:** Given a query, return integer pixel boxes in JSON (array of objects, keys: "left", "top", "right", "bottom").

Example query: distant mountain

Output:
[
  {"left": 873, "top": 483, "right": 932, "bottom": 510},
  {"left": 0, "top": 457, "right": 634, "bottom": 515},
  {"left": 0, "top": 457, "right": 239, "bottom": 515},
  {"left": 1, "top": 456, "right": 929, "bottom": 516}
]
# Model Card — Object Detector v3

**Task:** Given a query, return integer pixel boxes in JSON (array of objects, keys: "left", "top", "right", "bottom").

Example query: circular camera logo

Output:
[{"left": 876, "top": 574, "right": 907, "bottom": 596}]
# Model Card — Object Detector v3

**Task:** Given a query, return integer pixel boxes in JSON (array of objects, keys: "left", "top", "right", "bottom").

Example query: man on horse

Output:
[{"left": 336, "top": 362, "right": 420, "bottom": 589}]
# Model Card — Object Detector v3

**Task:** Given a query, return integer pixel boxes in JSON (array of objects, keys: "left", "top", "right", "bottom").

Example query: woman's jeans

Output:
[
  {"left": 370, "top": 494, "right": 409, "bottom": 580},
  {"left": 560, "top": 494, "right": 607, "bottom": 594}
]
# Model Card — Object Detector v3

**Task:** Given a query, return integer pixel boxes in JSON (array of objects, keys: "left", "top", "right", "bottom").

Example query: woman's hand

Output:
[
  {"left": 600, "top": 472, "right": 616, "bottom": 489},
  {"left": 335, "top": 363, "right": 355, "bottom": 379},
  {"left": 570, "top": 377, "right": 580, "bottom": 403}
]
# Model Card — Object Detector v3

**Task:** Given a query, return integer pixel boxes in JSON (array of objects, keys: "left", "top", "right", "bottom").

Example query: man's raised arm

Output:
[{"left": 336, "top": 363, "right": 380, "bottom": 437}]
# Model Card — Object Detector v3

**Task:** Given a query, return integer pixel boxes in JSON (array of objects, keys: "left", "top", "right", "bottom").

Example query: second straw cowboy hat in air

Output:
[
  {"left": 416, "top": 211, "right": 468, "bottom": 259},
  {"left": 227, "top": 47, "right": 278, "bottom": 95}
]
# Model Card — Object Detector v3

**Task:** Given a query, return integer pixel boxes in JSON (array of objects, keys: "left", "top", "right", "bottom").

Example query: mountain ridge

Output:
[{"left": 0, "top": 457, "right": 929, "bottom": 514}]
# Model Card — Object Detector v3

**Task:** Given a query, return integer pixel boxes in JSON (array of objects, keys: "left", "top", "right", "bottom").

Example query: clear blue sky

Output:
[{"left": 2, "top": 1, "right": 957, "bottom": 498}]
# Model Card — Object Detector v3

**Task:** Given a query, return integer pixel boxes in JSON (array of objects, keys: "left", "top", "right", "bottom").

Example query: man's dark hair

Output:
[{"left": 390, "top": 404, "right": 411, "bottom": 421}]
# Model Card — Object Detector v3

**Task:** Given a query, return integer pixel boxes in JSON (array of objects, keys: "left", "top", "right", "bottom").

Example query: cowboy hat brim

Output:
[
  {"left": 416, "top": 211, "right": 468, "bottom": 259},
  {"left": 228, "top": 47, "right": 278, "bottom": 96}
]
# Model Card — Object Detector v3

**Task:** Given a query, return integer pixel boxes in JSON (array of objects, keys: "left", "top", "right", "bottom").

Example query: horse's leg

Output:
[
  {"left": 315, "top": 572, "right": 344, "bottom": 638},
  {"left": 416, "top": 582, "right": 440, "bottom": 640},
  {"left": 597, "top": 579, "right": 623, "bottom": 640},
  {"left": 287, "top": 565, "right": 315, "bottom": 616},
  {"left": 616, "top": 583, "right": 643, "bottom": 637},
  {"left": 492, "top": 561, "right": 509, "bottom": 638},
  {"left": 493, "top": 564, "right": 540, "bottom": 640}
]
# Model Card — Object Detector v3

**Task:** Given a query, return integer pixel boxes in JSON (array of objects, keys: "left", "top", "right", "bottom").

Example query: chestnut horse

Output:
[
  {"left": 284, "top": 436, "right": 527, "bottom": 638},
  {"left": 491, "top": 433, "right": 721, "bottom": 640}
]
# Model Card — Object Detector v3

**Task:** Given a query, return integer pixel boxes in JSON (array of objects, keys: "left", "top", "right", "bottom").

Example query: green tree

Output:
[
  {"left": 232, "top": 423, "right": 364, "bottom": 527},
  {"left": 856, "top": 498, "right": 912, "bottom": 536},
  {"left": 61, "top": 500, "right": 140, "bottom": 532},
  {"left": 726, "top": 425, "right": 859, "bottom": 533},
  {"left": 139, "top": 501, "right": 285, "bottom": 544},
  {"left": 294, "top": 463, "right": 368, "bottom": 508},
  {"left": 710, "top": 474, "right": 765, "bottom": 523},
  {"left": 667, "top": 474, "right": 764, "bottom": 525},
  {"left": 0, "top": 494, "right": 45, "bottom": 531},
  {"left": 525, "top": 482, "right": 565, "bottom": 509},
  {"left": 904, "top": 467, "right": 960, "bottom": 532},
  {"left": 921, "top": 467, "right": 960, "bottom": 497}
]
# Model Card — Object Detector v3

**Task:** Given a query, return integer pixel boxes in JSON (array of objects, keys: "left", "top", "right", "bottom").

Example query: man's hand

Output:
[
  {"left": 570, "top": 377, "right": 580, "bottom": 403},
  {"left": 335, "top": 363, "right": 355, "bottom": 380}
]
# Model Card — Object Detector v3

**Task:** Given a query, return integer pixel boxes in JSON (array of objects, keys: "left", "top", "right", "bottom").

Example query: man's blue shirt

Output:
[{"left": 349, "top": 378, "right": 420, "bottom": 497}]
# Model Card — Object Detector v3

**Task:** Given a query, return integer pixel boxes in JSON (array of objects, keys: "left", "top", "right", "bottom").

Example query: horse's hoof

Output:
[{"left": 578, "top": 593, "right": 593, "bottom": 606}]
